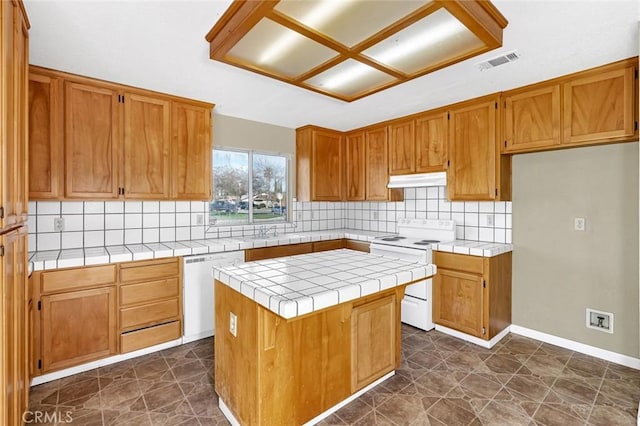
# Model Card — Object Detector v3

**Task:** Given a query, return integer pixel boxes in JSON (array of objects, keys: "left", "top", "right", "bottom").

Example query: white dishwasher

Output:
[{"left": 182, "top": 250, "right": 245, "bottom": 343}]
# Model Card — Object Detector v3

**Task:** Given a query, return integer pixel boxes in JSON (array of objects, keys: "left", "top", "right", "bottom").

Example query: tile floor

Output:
[{"left": 29, "top": 327, "right": 640, "bottom": 425}]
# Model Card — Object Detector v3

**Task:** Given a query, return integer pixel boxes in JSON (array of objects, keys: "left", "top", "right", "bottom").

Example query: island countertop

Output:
[{"left": 213, "top": 248, "right": 436, "bottom": 319}]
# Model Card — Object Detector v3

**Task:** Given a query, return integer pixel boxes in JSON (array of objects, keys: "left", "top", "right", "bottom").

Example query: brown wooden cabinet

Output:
[
  {"left": 41, "top": 286, "right": 118, "bottom": 372},
  {"left": 344, "top": 239, "right": 370, "bottom": 253},
  {"left": 502, "top": 58, "right": 637, "bottom": 154},
  {"left": 119, "top": 258, "right": 182, "bottom": 352},
  {"left": 1, "top": 0, "right": 29, "bottom": 230},
  {"left": 123, "top": 93, "right": 171, "bottom": 199},
  {"left": 296, "top": 126, "right": 343, "bottom": 201},
  {"left": 433, "top": 251, "right": 512, "bottom": 340},
  {"left": 345, "top": 131, "right": 365, "bottom": 201},
  {"left": 448, "top": 95, "right": 511, "bottom": 201},
  {"left": 351, "top": 293, "right": 396, "bottom": 391},
  {"left": 365, "top": 126, "right": 390, "bottom": 201},
  {"left": 171, "top": 101, "right": 212, "bottom": 200},
  {"left": 415, "top": 110, "right": 448, "bottom": 173},
  {"left": 388, "top": 119, "right": 415, "bottom": 175},
  {"left": 29, "top": 66, "right": 215, "bottom": 201},
  {"left": 64, "top": 81, "right": 121, "bottom": 199},
  {"left": 29, "top": 71, "right": 63, "bottom": 199},
  {"left": 503, "top": 84, "right": 561, "bottom": 153},
  {"left": 1, "top": 228, "right": 29, "bottom": 425},
  {"left": 563, "top": 61, "right": 636, "bottom": 146},
  {"left": 32, "top": 257, "right": 183, "bottom": 375}
]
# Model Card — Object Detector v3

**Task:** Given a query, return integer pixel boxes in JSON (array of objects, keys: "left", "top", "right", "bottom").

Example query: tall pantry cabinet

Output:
[{"left": 1, "top": 0, "right": 31, "bottom": 424}]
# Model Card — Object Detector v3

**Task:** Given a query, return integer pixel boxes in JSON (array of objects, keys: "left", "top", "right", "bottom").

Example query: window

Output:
[{"left": 210, "top": 148, "right": 289, "bottom": 225}]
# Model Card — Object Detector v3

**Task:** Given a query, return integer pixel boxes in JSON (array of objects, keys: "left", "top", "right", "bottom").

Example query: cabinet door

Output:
[
  {"left": 345, "top": 132, "right": 365, "bottom": 201},
  {"left": 503, "top": 85, "right": 561, "bottom": 153},
  {"left": 64, "top": 81, "right": 120, "bottom": 199},
  {"left": 41, "top": 286, "right": 117, "bottom": 372},
  {"left": 365, "top": 127, "right": 389, "bottom": 201},
  {"left": 388, "top": 119, "right": 414, "bottom": 175},
  {"left": 1, "top": 229, "right": 27, "bottom": 425},
  {"left": 123, "top": 93, "right": 171, "bottom": 199},
  {"left": 415, "top": 111, "right": 448, "bottom": 173},
  {"left": 171, "top": 102, "right": 212, "bottom": 200},
  {"left": 14, "top": 8, "right": 28, "bottom": 224},
  {"left": 563, "top": 65, "right": 635, "bottom": 145},
  {"left": 29, "top": 72, "right": 63, "bottom": 199},
  {"left": 448, "top": 98, "right": 498, "bottom": 201},
  {"left": 433, "top": 269, "right": 483, "bottom": 338},
  {"left": 351, "top": 294, "right": 396, "bottom": 391},
  {"left": 312, "top": 130, "right": 342, "bottom": 201}
]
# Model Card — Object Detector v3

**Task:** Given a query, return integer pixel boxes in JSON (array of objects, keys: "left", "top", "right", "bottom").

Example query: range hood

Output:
[{"left": 387, "top": 172, "right": 447, "bottom": 188}]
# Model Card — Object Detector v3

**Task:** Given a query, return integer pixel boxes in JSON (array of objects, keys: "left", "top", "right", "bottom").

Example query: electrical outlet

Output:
[
  {"left": 586, "top": 308, "right": 613, "bottom": 334},
  {"left": 54, "top": 217, "right": 65, "bottom": 232},
  {"left": 485, "top": 214, "right": 494, "bottom": 226},
  {"left": 196, "top": 213, "right": 204, "bottom": 225},
  {"left": 229, "top": 312, "right": 237, "bottom": 336},
  {"left": 296, "top": 211, "right": 303, "bottom": 221},
  {"left": 372, "top": 211, "right": 379, "bottom": 220},
  {"left": 574, "top": 217, "right": 586, "bottom": 231}
]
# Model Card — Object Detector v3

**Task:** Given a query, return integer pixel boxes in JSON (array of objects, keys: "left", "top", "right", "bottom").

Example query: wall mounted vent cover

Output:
[{"left": 476, "top": 50, "right": 520, "bottom": 70}]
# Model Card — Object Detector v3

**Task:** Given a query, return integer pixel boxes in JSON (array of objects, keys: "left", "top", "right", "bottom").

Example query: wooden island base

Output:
[{"left": 214, "top": 280, "right": 408, "bottom": 426}]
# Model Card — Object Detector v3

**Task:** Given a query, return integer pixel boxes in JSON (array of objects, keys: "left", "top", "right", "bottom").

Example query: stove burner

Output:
[
  {"left": 413, "top": 239, "right": 440, "bottom": 246},
  {"left": 380, "top": 236, "right": 407, "bottom": 241}
]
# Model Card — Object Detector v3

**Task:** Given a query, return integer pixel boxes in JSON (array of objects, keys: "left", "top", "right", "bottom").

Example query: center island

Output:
[{"left": 212, "top": 248, "right": 436, "bottom": 425}]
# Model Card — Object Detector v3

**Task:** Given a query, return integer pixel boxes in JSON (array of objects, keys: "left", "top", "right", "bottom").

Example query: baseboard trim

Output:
[
  {"left": 510, "top": 325, "right": 640, "bottom": 370},
  {"left": 31, "top": 338, "right": 183, "bottom": 386},
  {"left": 434, "top": 325, "right": 510, "bottom": 348}
]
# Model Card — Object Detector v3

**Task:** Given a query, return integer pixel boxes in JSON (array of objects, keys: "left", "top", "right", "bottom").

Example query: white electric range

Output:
[{"left": 369, "top": 218, "right": 456, "bottom": 331}]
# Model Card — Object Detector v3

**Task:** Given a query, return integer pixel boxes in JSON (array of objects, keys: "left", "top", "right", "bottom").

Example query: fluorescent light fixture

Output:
[{"left": 388, "top": 172, "right": 447, "bottom": 188}]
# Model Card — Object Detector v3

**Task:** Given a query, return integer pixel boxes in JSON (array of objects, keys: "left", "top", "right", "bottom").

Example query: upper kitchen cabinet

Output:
[
  {"left": 563, "top": 59, "right": 637, "bottom": 146},
  {"left": 28, "top": 66, "right": 215, "bottom": 201},
  {"left": 171, "top": 102, "right": 212, "bottom": 200},
  {"left": 502, "top": 84, "right": 561, "bottom": 153},
  {"left": 0, "top": 0, "right": 29, "bottom": 230},
  {"left": 388, "top": 119, "right": 415, "bottom": 175},
  {"left": 296, "top": 126, "right": 343, "bottom": 202},
  {"left": 122, "top": 93, "right": 171, "bottom": 199},
  {"left": 448, "top": 95, "right": 511, "bottom": 201},
  {"left": 415, "top": 110, "right": 448, "bottom": 173},
  {"left": 502, "top": 58, "right": 637, "bottom": 154},
  {"left": 29, "top": 71, "right": 63, "bottom": 199},
  {"left": 365, "top": 126, "right": 391, "bottom": 201},
  {"left": 64, "top": 81, "right": 121, "bottom": 199},
  {"left": 345, "top": 131, "right": 365, "bottom": 201}
]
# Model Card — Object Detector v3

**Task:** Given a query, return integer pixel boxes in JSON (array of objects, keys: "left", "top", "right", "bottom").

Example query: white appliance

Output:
[
  {"left": 182, "top": 250, "right": 244, "bottom": 343},
  {"left": 369, "top": 218, "right": 456, "bottom": 331}
]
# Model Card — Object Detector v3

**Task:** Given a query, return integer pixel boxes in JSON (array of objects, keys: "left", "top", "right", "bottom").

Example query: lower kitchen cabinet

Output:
[
  {"left": 351, "top": 293, "right": 396, "bottom": 391},
  {"left": 32, "top": 257, "right": 183, "bottom": 376},
  {"left": 345, "top": 239, "right": 370, "bottom": 253},
  {"left": 41, "top": 287, "right": 117, "bottom": 372},
  {"left": 245, "top": 242, "right": 313, "bottom": 261},
  {"left": 433, "top": 251, "right": 512, "bottom": 340}
]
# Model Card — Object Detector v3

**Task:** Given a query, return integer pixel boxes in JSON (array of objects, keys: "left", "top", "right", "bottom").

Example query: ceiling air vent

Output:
[{"left": 476, "top": 50, "right": 521, "bottom": 71}]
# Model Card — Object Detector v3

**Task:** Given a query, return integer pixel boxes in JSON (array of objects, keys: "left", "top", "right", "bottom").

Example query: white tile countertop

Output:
[
  {"left": 433, "top": 240, "right": 513, "bottom": 257},
  {"left": 27, "top": 229, "right": 513, "bottom": 271},
  {"left": 213, "top": 249, "right": 436, "bottom": 319}
]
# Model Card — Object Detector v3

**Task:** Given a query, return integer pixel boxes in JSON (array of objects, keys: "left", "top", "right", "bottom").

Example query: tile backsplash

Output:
[{"left": 28, "top": 187, "right": 511, "bottom": 251}]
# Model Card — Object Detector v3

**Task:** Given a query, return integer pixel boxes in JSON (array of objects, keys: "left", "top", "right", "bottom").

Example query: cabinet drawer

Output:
[
  {"left": 121, "top": 321, "right": 181, "bottom": 353},
  {"left": 41, "top": 264, "right": 116, "bottom": 294},
  {"left": 120, "top": 278, "right": 179, "bottom": 306},
  {"left": 120, "top": 258, "right": 179, "bottom": 283},
  {"left": 434, "top": 252, "right": 484, "bottom": 275},
  {"left": 120, "top": 298, "right": 180, "bottom": 330}
]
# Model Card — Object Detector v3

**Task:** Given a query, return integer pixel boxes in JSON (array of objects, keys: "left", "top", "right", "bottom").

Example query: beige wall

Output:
[
  {"left": 213, "top": 114, "right": 295, "bottom": 154},
  {"left": 512, "top": 142, "right": 639, "bottom": 357}
]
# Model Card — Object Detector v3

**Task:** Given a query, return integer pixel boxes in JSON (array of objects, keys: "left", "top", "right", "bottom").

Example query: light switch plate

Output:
[
  {"left": 229, "top": 312, "right": 237, "bottom": 336},
  {"left": 574, "top": 217, "right": 585, "bottom": 231}
]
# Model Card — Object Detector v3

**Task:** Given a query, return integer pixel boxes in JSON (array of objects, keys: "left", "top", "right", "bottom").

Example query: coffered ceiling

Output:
[{"left": 24, "top": 0, "right": 639, "bottom": 131}]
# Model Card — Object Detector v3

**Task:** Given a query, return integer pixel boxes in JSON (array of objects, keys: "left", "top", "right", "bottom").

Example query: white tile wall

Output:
[{"left": 28, "top": 188, "right": 512, "bottom": 251}]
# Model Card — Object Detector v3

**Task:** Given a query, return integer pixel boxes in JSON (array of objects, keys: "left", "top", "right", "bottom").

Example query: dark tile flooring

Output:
[{"left": 29, "top": 327, "right": 640, "bottom": 425}]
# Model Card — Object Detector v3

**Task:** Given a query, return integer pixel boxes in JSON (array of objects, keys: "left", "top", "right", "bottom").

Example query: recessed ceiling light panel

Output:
[{"left": 206, "top": 0, "right": 508, "bottom": 102}]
